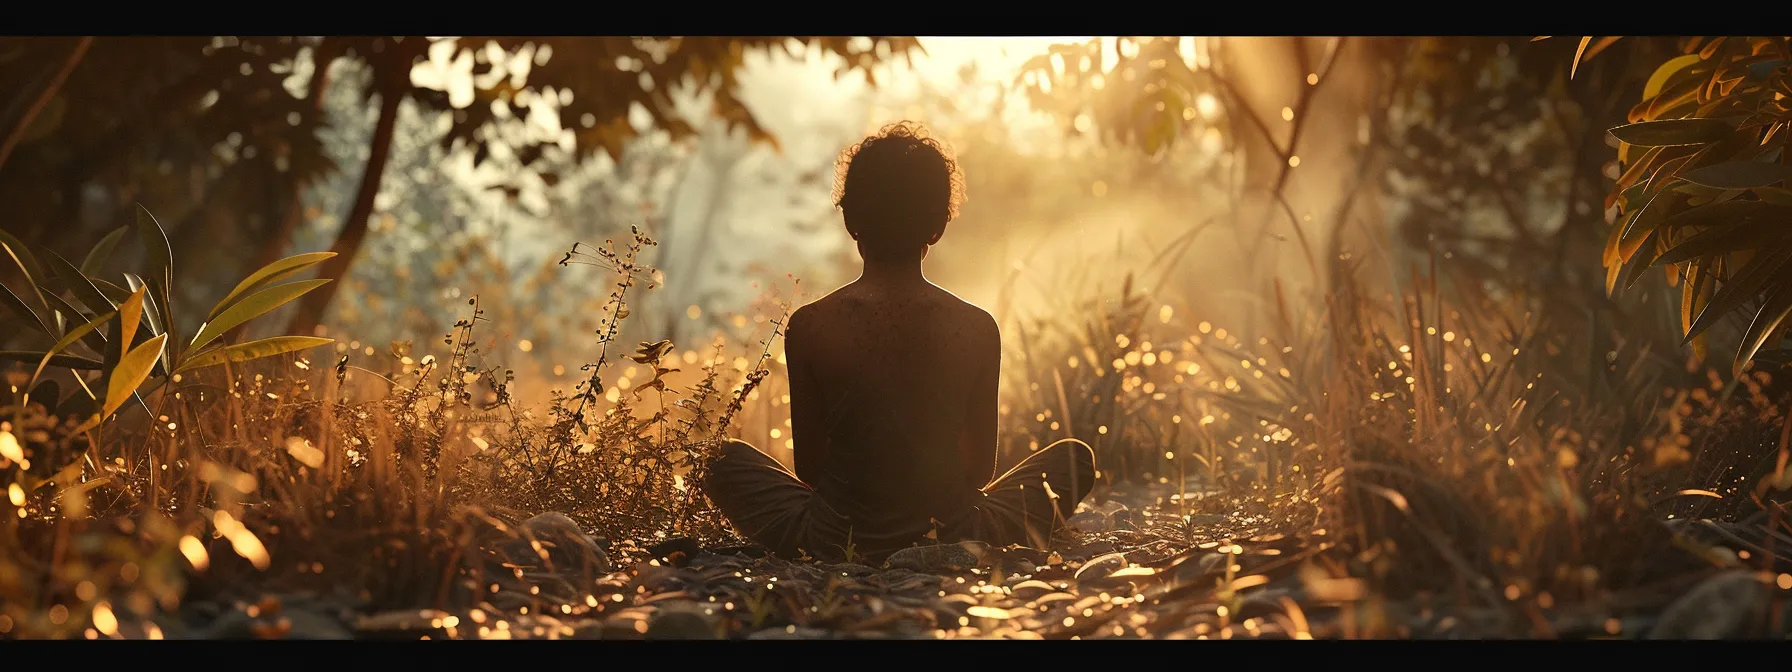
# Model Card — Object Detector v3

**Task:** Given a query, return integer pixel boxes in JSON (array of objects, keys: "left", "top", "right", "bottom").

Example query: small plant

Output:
[{"left": 0, "top": 206, "right": 336, "bottom": 433}]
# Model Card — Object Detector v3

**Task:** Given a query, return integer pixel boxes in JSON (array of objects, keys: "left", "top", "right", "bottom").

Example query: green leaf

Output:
[
  {"left": 136, "top": 205, "right": 173, "bottom": 291},
  {"left": 89, "top": 277, "right": 131, "bottom": 303},
  {"left": 0, "top": 229, "right": 46, "bottom": 288},
  {"left": 1680, "top": 161, "right": 1792, "bottom": 190},
  {"left": 25, "top": 309, "right": 116, "bottom": 399},
  {"left": 42, "top": 291, "right": 107, "bottom": 355},
  {"left": 0, "top": 280, "right": 50, "bottom": 334},
  {"left": 1621, "top": 229, "right": 1665, "bottom": 289},
  {"left": 43, "top": 249, "right": 116, "bottom": 319},
  {"left": 1643, "top": 54, "right": 1704, "bottom": 101},
  {"left": 174, "top": 336, "right": 336, "bottom": 374},
  {"left": 185, "top": 279, "right": 330, "bottom": 355},
  {"left": 1619, "top": 189, "right": 1677, "bottom": 246},
  {"left": 80, "top": 226, "right": 129, "bottom": 276},
  {"left": 99, "top": 333, "right": 166, "bottom": 426},
  {"left": 136, "top": 205, "right": 177, "bottom": 361},
  {"left": 121, "top": 273, "right": 164, "bottom": 337},
  {"left": 207, "top": 251, "right": 336, "bottom": 322},
  {"left": 1737, "top": 286, "right": 1792, "bottom": 376},
  {"left": 1687, "top": 247, "right": 1792, "bottom": 341},
  {"left": 1654, "top": 225, "right": 1792, "bottom": 267},
  {"left": 1758, "top": 187, "right": 1792, "bottom": 207},
  {"left": 1663, "top": 199, "right": 1792, "bottom": 229},
  {"left": 1609, "top": 119, "right": 1733, "bottom": 147},
  {"left": 0, "top": 238, "right": 51, "bottom": 320},
  {"left": 0, "top": 351, "right": 103, "bottom": 370},
  {"left": 1750, "top": 348, "right": 1792, "bottom": 368}
]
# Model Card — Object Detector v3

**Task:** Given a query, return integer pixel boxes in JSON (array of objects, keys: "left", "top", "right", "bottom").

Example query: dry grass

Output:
[{"left": 3, "top": 223, "right": 1789, "bottom": 639}]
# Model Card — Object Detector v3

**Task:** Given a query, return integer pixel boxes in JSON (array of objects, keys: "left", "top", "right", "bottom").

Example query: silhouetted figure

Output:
[{"left": 705, "top": 122, "right": 1095, "bottom": 563}]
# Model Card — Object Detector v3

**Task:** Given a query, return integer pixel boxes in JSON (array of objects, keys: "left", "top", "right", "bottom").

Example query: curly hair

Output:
[{"left": 831, "top": 121, "right": 967, "bottom": 257}]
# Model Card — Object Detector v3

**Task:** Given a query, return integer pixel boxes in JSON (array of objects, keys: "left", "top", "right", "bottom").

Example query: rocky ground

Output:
[{"left": 146, "top": 482, "right": 1792, "bottom": 640}]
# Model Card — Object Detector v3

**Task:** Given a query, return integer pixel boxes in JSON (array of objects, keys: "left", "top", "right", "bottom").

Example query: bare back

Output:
[{"left": 785, "top": 278, "right": 1000, "bottom": 540}]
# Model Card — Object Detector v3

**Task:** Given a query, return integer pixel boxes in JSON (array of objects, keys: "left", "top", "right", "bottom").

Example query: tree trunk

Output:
[
  {"left": 0, "top": 36, "right": 91, "bottom": 175},
  {"left": 251, "top": 59, "right": 332, "bottom": 274},
  {"left": 285, "top": 87, "right": 402, "bottom": 337}
]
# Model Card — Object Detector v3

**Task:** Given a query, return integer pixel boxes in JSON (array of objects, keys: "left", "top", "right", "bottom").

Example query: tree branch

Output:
[
  {"left": 285, "top": 84, "right": 404, "bottom": 337},
  {"left": 0, "top": 37, "right": 92, "bottom": 174}
]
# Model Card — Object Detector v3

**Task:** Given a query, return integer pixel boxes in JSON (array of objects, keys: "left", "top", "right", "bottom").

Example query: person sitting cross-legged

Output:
[{"left": 703, "top": 121, "right": 1096, "bottom": 563}]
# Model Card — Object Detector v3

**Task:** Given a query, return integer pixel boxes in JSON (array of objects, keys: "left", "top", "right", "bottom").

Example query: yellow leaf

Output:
[
  {"left": 207, "top": 252, "right": 336, "bottom": 322},
  {"left": 25, "top": 310, "right": 116, "bottom": 399},
  {"left": 1571, "top": 37, "right": 1593, "bottom": 80},
  {"left": 114, "top": 285, "right": 147, "bottom": 358},
  {"left": 1644, "top": 54, "right": 1704, "bottom": 102},
  {"left": 176, "top": 336, "right": 334, "bottom": 375},
  {"left": 188, "top": 280, "right": 330, "bottom": 353},
  {"left": 98, "top": 333, "right": 167, "bottom": 427}
]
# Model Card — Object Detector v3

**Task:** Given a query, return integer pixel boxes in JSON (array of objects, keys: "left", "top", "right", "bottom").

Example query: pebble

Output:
[
  {"left": 1074, "top": 552, "right": 1128, "bottom": 581},
  {"left": 645, "top": 609, "right": 720, "bottom": 639},
  {"left": 886, "top": 543, "right": 982, "bottom": 573},
  {"left": 1649, "top": 571, "right": 1774, "bottom": 639}
]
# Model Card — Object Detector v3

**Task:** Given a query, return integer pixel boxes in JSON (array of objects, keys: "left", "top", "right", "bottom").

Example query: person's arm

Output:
[
  {"left": 960, "top": 316, "right": 1000, "bottom": 487},
  {"left": 787, "top": 309, "right": 831, "bottom": 489}
]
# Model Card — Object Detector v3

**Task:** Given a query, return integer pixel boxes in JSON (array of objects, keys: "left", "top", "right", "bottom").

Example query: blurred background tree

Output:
[{"left": 0, "top": 36, "right": 919, "bottom": 342}]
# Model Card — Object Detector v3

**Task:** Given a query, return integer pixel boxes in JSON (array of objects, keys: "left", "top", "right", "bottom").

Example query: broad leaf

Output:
[
  {"left": 175, "top": 336, "right": 336, "bottom": 374},
  {"left": 135, "top": 205, "right": 173, "bottom": 291},
  {"left": 114, "top": 285, "right": 147, "bottom": 361},
  {"left": 207, "top": 251, "right": 336, "bottom": 322},
  {"left": 89, "top": 277, "right": 132, "bottom": 303},
  {"left": 43, "top": 250, "right": 116, "bottom": 319},
  {"left": 1687, "top": 247, "right": 1792, "bottom": 341},
  {"left": 42, "top": 292, "right": 108, "bottom": 355},
  {"left": 1609, "top": 119, "right": 1732, "bottom": 147},
  {"left": 1738, "top": 286, "right": 1792, "bottom": 376},
  {"left": 1662, "top": 200, "right": 1792, "bottom": 229},
  {"left": 1680, "top": 161, "right": 1792, "bottom": 190},
  {"left": 121, "top": 273, "right": 162, "bottom": 336},
  {"left": 98, "top": 333, "right": 167, "bottom": 427},
  {"left": 0, "top": 281, "right": 49, "bottom": 334},
  {"left": 136, "top": 205, "right": 177, "bottom": 361},
  {"left": 0, "top": 239, "right": 50, "bottom": 320},
  {"left": 1644, "top": 54, "right": 1704, "bottom": 101},
  {"left": 1682, "top": 259, "right": 1713, "bottom": 335},
  {"left": 186, "top": 279, "right": 330, "bottom": 354},
  {"left": 1620, "top": 229, "right": 1664, "bottom": 289},
  {"left": 1618, "top": 188, "right": 1677, "bottom": 247},
  {"left": 0, "top": 229, "right": 46, "bottom": 288},
  {"left": 25, "top": 310, "right": 116, "bottom": 398},
  {"left": 1653, "top": 226, "right": 1792, "bottom": 267},
  {"left": 0, "top": 351, "right": 103, "bottom": 370},
  {"left": 1758, "top": 187, "right": 1792, "bottom": 207},
  {"left": 1570, "top": 37, "right": 1592, "bottom": 80},
  {"left": 80, "top": 226, "right": 129, "bottom": 276}
]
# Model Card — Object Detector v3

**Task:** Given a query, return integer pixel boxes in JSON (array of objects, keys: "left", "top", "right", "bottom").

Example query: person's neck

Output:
[{"left": 857, "top": 256, "right": 928, "bottom": 286}]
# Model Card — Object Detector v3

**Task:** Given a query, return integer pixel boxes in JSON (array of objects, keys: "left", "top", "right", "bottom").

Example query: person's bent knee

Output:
[
  {"left": 717, "top": 438, "right": 758, "bottom": 462},
  {"left": 1044, "top": 438, "right": 1095, "bottom": 465},
  {"left": 1046, "top": 438, "right": 1097, "bottom": 499},
  {"left": 704, "top": 440, "right": 760, "bottom": 499}
]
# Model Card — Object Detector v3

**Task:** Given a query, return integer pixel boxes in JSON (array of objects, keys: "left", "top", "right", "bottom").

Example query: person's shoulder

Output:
[
  {"left": 787, "top": 290, "right": 849, "bottom": 332},
  {"left": 931, "top": 288, "right": 998, "bottom": 336}
]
